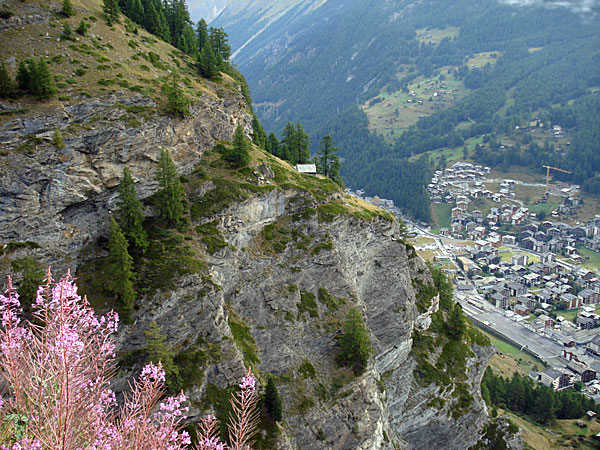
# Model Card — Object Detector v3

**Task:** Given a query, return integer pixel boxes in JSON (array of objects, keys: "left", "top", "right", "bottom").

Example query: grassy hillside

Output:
[{"left": 0, "top": 0, "right": 240, "bottom": 124}]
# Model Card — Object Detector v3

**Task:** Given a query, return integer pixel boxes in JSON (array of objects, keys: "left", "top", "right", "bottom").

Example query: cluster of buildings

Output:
[{"left": 427, "top": 162, "right": 492, "bottom": 204}]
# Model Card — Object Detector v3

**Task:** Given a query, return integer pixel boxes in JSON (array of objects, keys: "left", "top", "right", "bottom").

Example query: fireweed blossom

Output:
[{"left": 0, "top": 271, "right": 259, "bottom": 449}]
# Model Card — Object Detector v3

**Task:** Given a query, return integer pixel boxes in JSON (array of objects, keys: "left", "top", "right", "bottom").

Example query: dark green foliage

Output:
[
  {"left": 315, "top": 135, "right": 341, "bottom": 185},
  {"left": 482, "top": 369, "right": 599, "bottom": 425},
  {"left": 280, "top": 122, "right": 310, "bottom": 165},
  {"left": 102, "top": 0, "right": 120, "bottom": 25},
  {"left": 208, "top": 26, "right": 231, "bottom": 62},
  {"left": 264, "top": 376, "right": 283, "bottom": 422},
  {"left": 447, "top": 303, "right": 466, "bottom": 340},
  {"left": 117, "top": 167, "right": 148, "bottom": 253},
  {"left": 227, "top": 312, "right": 260, "bottom": 367},
  {"left": 10, "top": 258, "right": 45, "bottom": 314},
  {"left": 51, "top": 129, "right": 64, "bottom": 149},
  {"left": 298, "top": 359, "right": 316, "bottom": 379},
  {"left": 0, "top": 63, "right": 15, "bottom": 98},
  {"left": 428, "top": 263, "right": 454, "bottom": 311},
  {"left": 75, "top": 19, "right": 90, "bottom": 35},
  {"left": 16, "top": 60, "right": 30, "bottom": 92},
  {"left": 62, "top": 0, "right": 75, "bottom": 17},
  {"left": 413, "top": 278, "right": 437, "bottom": 313},
  {"left": 19, "top": 58, "right": 57, "bottom": 100},
  {"left": 267, "top": 132, "right": 279, "bottom": 156},
  {"left": 128, "top": 0, "right": 144, "bottom": 25},
  {"left": 144, "top": 320, "right": 182, "bottom": 393},
  {"left": 107, "top": 218, "right": 135, "bottom": 322},
  {"left": 162, "top": 73, "right": 190, "bottom": 117},
  {"left": 60, "top": 22, "right": 74, "bottom": 41},
  {"left": 251, "top": 114, "right": 267, "bottom": 149},
  {"left": 227, "top": 125, "right": 251, "bottom": 168},
  {"left": 155, "top": 148, "right": 185, "bottom": 226},
  {"left": 298, "top": 290, "right": 318, "bottom": 319},
  {"left": 336, "top": 307, "right": 372, "bottom": 375},
  {"left": 196, "top": 18, "right": 209, "bottom": 51},
  {"left": 197, "top": 43, "right": 218, "bottom": 79}
]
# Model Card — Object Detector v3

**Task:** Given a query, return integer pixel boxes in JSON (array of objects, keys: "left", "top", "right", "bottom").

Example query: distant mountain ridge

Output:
[{"left": 213, "top": 0, "right": 600, "bottom": 222}]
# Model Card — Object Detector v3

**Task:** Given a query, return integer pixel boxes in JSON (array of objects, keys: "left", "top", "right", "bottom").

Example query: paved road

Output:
[{"left": 456, "top": 294, "right": 565, "bottom": 360}]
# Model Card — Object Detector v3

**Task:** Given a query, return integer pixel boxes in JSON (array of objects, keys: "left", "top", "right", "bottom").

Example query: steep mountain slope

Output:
[{"left": 0, "top": 0, "right": 518, "bottom": 448}]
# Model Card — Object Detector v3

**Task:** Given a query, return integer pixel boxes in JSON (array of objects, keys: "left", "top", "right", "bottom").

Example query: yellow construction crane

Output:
[{"left": 542, "top": 165, "right": 571, "bottom": 192}]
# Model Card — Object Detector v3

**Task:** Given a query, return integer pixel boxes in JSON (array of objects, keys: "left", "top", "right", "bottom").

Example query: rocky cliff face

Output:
[
  {"left": 0, "top": 89, "right": 251, "bottom": 273},
  {"left": 0, "top": 89, "right": 502, "bottom": 449}
]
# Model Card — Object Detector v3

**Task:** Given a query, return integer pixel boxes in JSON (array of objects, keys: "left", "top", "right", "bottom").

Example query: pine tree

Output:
[
  {"left": 156, "top": 8, "right": 171, "bottom": 41},
  {"left": 196, "top": 18, "right": 209, "bottom": 51},
  {"left": 31, "top": 58, "right": 57, "bottom": 100},
  {"left": 145, "top": 0, "right": 160, "bottom": 34},
  {"left": 251, "top": 114, "right": 267, "bottom": 149},
  {"left": 197, "top": 44, "right": 218, "bottom": 79},
  {"left": 107, "top": 218, "right": 135, "bottom": 323},
  {"left": 62, "top": 0, "right": 75, "bottom": 17},
  {"left": 180, "top": 23, "right": 197, "bottom": 56},
  {"left": 162, "top": 73, "right": 190, "bottom": 117},
  {"left": 316, "top": 135, "right": 341, "bottom": 184},
  {"left": 60, "top": 22, "right": 74, "bottom": 41},
  {"left": 268, "top": 132, "right": 279, "bottom": 157},
  {"left": 103, "top": 0, "right": 120, "bottom": 25},
  {"left": 155, "top": 148, "right": 185, "bottom": 226},
  {"left": 264, "top": 376, "right": 283, "bottom": 422},
  {"left": 0, "top": 62, "right": 14, "bottom": 98},
  {"left": 16, "top": 59, "right": 31, "bottom": 92},
  {"left": 52, "top": 129, "right": 64, "bottom": 149},
  {"left": 294, "top": 123, "right": 310, "bottom": 164},
  {"left": 336, "top": 308, "right": 372, "bottom": 374},
  {"left": 117, "top": 167, "right": 148, "bottom": 254},
  {"left": 227, "top": 125, "right": 251, "bottom": 168},
  {"left": 447, "top": 303, "right": 466, "bottom": 340},
  {"left": 129, "top": 0, "right": 145, "bottom": 24},
  {"left": 75, "top": 19, "right": 90, "bottom": 35},
  {"left": 208, "top": 27, "right": 231, "bottom": 61},
  {"left": 144, "top": 321, "right": 182, "bottom": 393}
]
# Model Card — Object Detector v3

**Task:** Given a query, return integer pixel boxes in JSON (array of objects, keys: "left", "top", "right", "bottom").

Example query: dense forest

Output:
[
  {"left": 221, "top": 0, "right": 600, "bottom": 221},
  {"left": 482, "top": 369, "right": 599, "bottom": 424}
]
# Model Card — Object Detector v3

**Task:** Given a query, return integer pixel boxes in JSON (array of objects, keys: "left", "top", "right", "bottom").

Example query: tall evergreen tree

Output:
[
  {"left": 117, "top": 167, "right": 148, "bottom": 254},
  {"left": 60, "top": 22, "right": 74, "bottom": 41},
  {"left": 294, "top": 123, "right": 310, "bottom": 164},
  {"left": 180, "top": 23, "right": 197, "bottom": 56},
  {"left": 208, "top": 27, "right": 231, "bottom": 61},
  {"left": 264, "top": 376, "right": 283, "bottom": 422},
  {"left": 267, "top": 132, "right": 279, "bottom": 157},
  {"left": 155, "top": 148, "right": 185, "bottom": 226},
  {"left": 162, "top": 73, "right": 190, "bottom": 117},
  {"left": 227, "top": 125, "right": 251, "bottom": 168},
  {"left": 251, "top": 114, "right": 267, "bottom": 149},
  {"left": 103, "top": 0, "right": 120, "bottom": 25},
  {"left": 447, "top": 303, "right": 466, "bottom": 340},
  {"left": 336, "top": 308, "right": 372, "bottom": 374},
  {"left": 0, "top": 63, "right": 14, "bottom": 98},
  {"left": 144, "top": 320, "right": 182, "bottom": 393},
  {"left": 31, "top": 58, "right": 57, "bottom": 100},
  {"left": 16, "top": 59, "right": 31, "bottom": 92},
  {"left": 197, "top": 44, "right": 218, "bottom": 79},
  {"left": 196, "top": 18, "right": 209, "bottom": 51},
  {"left": 107, "top": 218, "right": 135, "bottom": 323},
  {"left": 315, "top": 135, "right": 341, "bottom": 184},
  {"left": 62, "top": 0, "right": 75, "bottom": 17},
  {"left": 129, "top": 0, "right": 145, "bottom": 24}
]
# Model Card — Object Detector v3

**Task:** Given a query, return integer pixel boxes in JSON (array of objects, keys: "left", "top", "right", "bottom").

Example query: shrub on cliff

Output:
[{"left": 336, "top": 307, "right": 372, "bottom": 375}]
